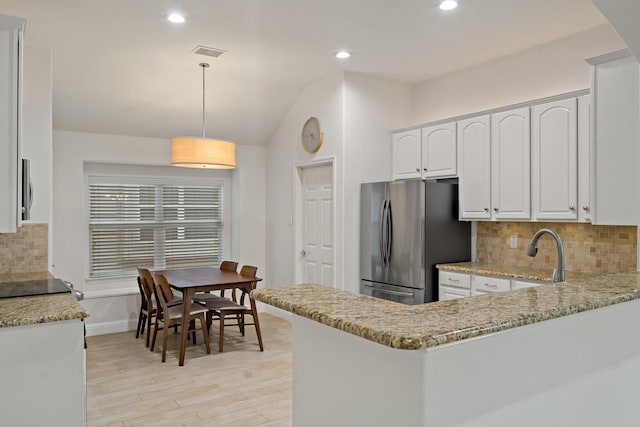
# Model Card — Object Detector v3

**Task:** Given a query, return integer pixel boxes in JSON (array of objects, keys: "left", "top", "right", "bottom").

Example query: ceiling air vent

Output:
[{"left": 192, "top": 45, "right": 227, "bottom": 58}]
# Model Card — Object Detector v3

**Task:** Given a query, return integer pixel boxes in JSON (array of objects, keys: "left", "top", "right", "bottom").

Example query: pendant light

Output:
[{"left": 171, "top": 63, "right": 236, "bottom": 169}]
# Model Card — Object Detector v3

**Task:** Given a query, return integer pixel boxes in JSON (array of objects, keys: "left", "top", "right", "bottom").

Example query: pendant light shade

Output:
[
  {"left": 171, "top": 137, "right": 236, "bottom": 169},
  {"left": 171, "top": 63, "right": 236, "bottom": 169}
]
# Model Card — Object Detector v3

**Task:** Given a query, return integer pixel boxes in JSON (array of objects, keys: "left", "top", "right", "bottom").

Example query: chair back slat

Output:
[
  {"left": 137, "top": 268, "right": 155, "bottom": 296},
  {"left": 151, "top": 272, "right": 175, "bottom": 305},
  {"left": 238, "top": 265, "right": 259, "bottom": 304},
  {"left": 136, "top": 276, "right": 148, "bottom": 310},
  {"left": 239, "top": 265, "right": 257, "bottom": 278},
  {"left": 153, "top": 283, "right": 167, "bottom": 313}
]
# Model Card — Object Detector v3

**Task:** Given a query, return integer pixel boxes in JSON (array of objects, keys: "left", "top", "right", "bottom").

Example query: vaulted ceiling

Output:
[{"left": 0, "top": 0, "right": 607, "bottom": 145}]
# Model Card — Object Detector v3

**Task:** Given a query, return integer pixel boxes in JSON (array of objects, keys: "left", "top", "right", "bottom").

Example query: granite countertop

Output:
[
  {"left": 252, "top": 267, "right": 640, "bottom": 350},
  {"left": 435, "top": 261, "right": 589, "bottom": 282},
  {"left": 0, "top": 272, "right": 89, "bottom": 328}
]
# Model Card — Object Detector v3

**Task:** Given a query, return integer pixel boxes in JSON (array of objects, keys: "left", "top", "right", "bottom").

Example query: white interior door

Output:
[{"left": 301, "top": 165, "right": 334, "bottom": 287}]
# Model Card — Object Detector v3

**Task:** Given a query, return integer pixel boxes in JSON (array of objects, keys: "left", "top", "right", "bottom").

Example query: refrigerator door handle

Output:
[
  {"left": 380, "top": 200, "right": 387, "bottom": 267},
  {"left": 385, "top": 200, "right": 393, "bottom": 267},
  {"left": 363, "top": 284, "right": 414, "bottom": 298}
]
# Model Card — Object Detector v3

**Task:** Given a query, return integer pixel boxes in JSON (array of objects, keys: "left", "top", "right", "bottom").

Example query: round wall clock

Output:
[{"left": 301, "top": 116, "right": 324, "bottom": 153}]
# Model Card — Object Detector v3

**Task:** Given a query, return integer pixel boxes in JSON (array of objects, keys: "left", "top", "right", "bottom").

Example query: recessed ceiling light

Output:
[
  {"left": 335, "top": 51, "right": 351, "bottom": 59},
  {"left": 167, "top": 13, "right": 185, "bottom": 24},
  {"left": 439, "top": 0, "right": 458, "bottom": 11}
]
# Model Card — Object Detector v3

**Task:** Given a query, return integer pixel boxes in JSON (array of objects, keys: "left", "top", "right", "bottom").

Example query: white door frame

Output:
[{"left": 293, "top": 157, "right": 337, "bottom": 286}]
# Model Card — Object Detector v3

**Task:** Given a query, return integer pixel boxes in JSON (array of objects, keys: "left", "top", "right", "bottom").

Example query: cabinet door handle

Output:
[
  {"left": 569, "top": 206, "right": 576, "bottom": 211},
  {"left": 493, "top": 207, "right": 499, "bottom": 212},
  {"left": 415, "top": 168, "right": 420, "bottom": 172},
  {"left": 484, "top": 207, "right": 489, "bottom": 212},
  {"left": 582, "top": 206, "right": 590, "bottom": 211},
  {"left": 423, "top": 168, "right": 428, "bottom": 171}
]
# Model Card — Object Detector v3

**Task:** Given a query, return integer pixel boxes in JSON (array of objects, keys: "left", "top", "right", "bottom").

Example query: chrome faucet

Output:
[{"left": 527, "top": 228, "right": 565, "bottom": 283}]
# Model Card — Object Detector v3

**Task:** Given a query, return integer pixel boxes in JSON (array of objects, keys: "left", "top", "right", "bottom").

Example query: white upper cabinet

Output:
[
  {"left": 587, "top": 49, "right": 640, "bottom": 225},
  {"left": 392, "top": 129, "right": 421, "bottom": 180},
  {"left": 491, "top": 107, "right": 531, "bottom": 220},
  {"left": 0, "top": 15, "right": 24, "bottom": 233},
  {"left": 421, "top": 122, "right": 457, "bottom": 179},
  {"left": 531, "top": 98, "right": 578, "bottom": 221},
  {"left": 397, "top": 92, "right": 591, "bottom": 224},
  {"left": 458, "top": 115, "right": 491, "bottom": 220},
  {"left": 577, "top": 95, "right": 591, "bottom": 222}
]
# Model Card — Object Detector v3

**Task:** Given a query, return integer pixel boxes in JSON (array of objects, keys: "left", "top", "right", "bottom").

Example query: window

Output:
[{"left": 88, "top": 176, "right": 225, "bottom": 278}]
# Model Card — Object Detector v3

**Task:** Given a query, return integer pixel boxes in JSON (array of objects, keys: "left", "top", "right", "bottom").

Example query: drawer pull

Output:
[
  {"left": 484, "top": 283, "right": 498, "bottom": 289},
  {"left": 448, "top": 278, "right": 460, "bottom": 283}
]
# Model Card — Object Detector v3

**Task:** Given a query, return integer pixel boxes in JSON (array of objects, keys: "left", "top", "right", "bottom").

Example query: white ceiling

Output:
[{"left": 0, "top": 0, "right": 607, "bottom": 145}]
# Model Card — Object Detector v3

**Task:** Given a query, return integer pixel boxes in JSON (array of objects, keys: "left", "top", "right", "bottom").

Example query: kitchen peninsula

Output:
[{"left": 253, "top": 270, "right": 640, "bottom": 427}]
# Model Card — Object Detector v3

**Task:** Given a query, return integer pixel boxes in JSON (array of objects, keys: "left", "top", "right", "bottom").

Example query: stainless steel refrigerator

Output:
[{"left": 360, "top": 179, "right": 471, "bottom": 304}]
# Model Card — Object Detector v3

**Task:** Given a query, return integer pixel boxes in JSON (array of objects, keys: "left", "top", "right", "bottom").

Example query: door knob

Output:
[
  {"left": 569, "top": 206, "right": 576, "bottom": 211},
  {"left": 484, "top": 207, "right": 489, "bottom": 212},
  {"left": 415, "top": 168, "right": 420, "bottom": 172},
  {"left": 300, "top": 250, "right": 306, "bottom": 257},
  {"left": 493, "top": 207, "right": 498, "bottom": 212}
]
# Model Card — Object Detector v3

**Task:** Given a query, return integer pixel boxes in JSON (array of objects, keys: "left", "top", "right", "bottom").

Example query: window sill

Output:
[
  {"left": 83, "top": 274, "right": 138, "bottom": 298},
  {"left": 83, "top": 287, "right": 139, "bottom": 299}
]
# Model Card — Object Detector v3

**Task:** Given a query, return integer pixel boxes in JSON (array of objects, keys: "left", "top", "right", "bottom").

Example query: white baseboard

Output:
[
  {"left": 85, "top": 305, "right": 289, "bottom": 337},
  {"left": 85, "top": 319, "right": 138, "bottom": 336}
]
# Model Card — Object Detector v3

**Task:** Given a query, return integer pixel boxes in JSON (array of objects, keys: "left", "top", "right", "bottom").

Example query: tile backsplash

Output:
[
  {"left": 0, "top": 224, "right": 48, "bottom": 274},
  {"left": 477, "top": 222, "right": 637, "bottom": 273}
]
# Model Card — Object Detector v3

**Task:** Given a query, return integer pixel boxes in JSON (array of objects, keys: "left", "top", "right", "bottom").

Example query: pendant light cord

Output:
[{"left": 200, "top": 63, "right": 209, "bottom": 139}]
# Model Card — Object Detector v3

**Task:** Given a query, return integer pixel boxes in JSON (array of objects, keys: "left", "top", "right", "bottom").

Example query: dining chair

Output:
[
  {"left": 192, "top": 260, "right": 239, "bottom": 304},
  {"left": 136, "top": 267, "right": 182, "bottom": 347},
  {"left": 203, "top": 265, "right": 264, "bottom": 352},
  {"left": 150, "top": 273, "right": 211, "bottom": 363},
  {"left": 134, "top": 275, "right": 149, "bottom": 343}
]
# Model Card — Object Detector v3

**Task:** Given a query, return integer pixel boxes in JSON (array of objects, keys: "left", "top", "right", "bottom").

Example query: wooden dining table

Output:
[{"left": 152, "top": 266, "right": 263, "bottom": 366}]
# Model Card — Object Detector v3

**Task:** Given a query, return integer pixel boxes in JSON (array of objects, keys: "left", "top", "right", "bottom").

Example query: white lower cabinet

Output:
[
  {"left": 439, "top": 271, "right": 544, "bottom": 301},
  {"left": 471, "top": 275, "right": 511, "bottom": 296},
  {"left": 0, "top": 319, "right": 86, "bottom": 426},
  {"left": 438, "top": 271, "right": 471, "bottom": 300}
]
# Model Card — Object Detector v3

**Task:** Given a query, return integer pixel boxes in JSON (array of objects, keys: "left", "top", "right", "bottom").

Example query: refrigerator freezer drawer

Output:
[{"left": 360, "top": 280, "right": 425, "bottom": 305}]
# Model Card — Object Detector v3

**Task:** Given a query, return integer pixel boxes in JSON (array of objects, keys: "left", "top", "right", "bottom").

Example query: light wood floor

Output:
[{"left": 86, "top": 314, "right": 293, "bottom": 427}]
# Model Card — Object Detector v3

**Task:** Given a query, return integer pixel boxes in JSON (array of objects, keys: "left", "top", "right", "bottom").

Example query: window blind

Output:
[{"left": 88, "top": 180, "right": 224, "bottom": 277}]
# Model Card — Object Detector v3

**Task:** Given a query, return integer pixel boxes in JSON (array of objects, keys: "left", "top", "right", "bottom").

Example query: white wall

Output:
[
  {"left": 21, "top": 46, "right": 52, "bottom": 242},
  {"left": 231, "top": 144, "right": 267, "bottom": 278},
  {"left": 342, "top": 72, "right": 412, "bottom": 293},
  {"left": 266, "top": 73, "right": 345, "bottom": 288},
  {"left": 52, "top": 130, "right": 266, "bottom": 334},
  {"left": 412, "top": 25, "right": 625, "bottom": 125},
  {"left": 265, "top": 71, "right": 413, "bottom": 294}
]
